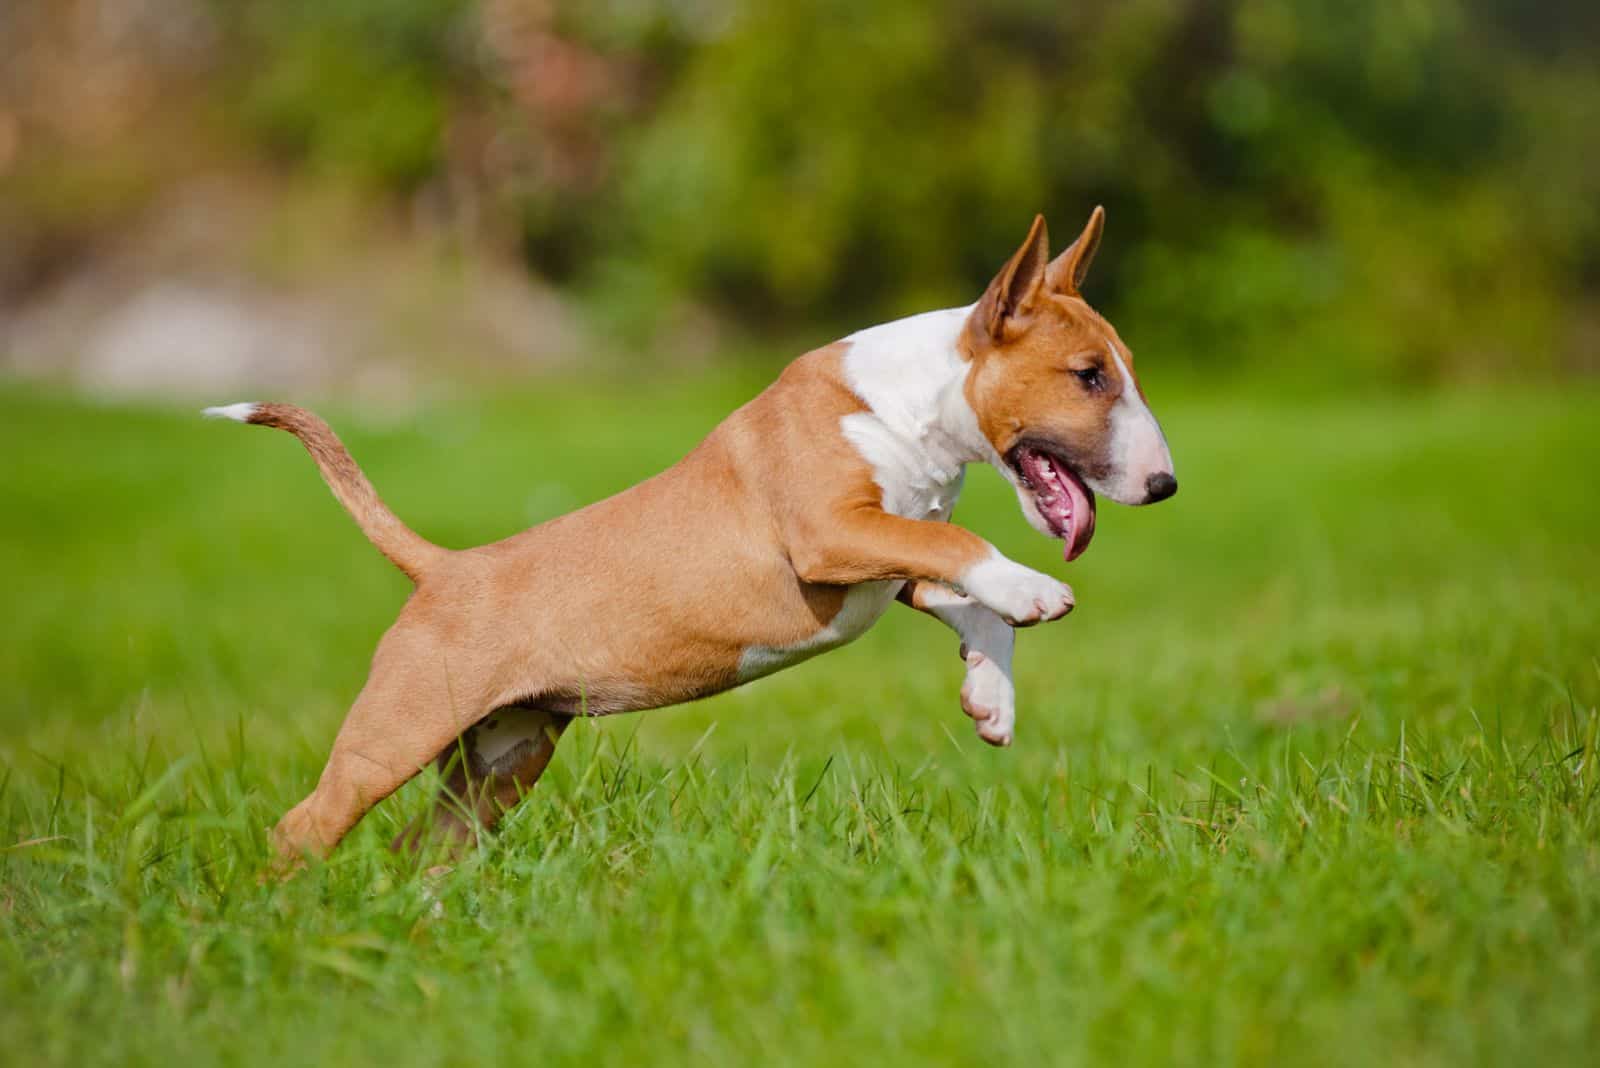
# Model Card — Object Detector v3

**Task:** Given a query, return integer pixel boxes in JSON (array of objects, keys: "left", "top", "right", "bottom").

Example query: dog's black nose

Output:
[{"left": 1144, "top": 472, "right": 1178, "bottom": 503}]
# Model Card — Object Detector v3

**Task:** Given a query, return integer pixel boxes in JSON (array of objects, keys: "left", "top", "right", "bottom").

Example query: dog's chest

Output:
[
  {"left": 840, "top": 411, "right": 968, "bottom": 523},
  {"left": 736, "top": 443, "right": 966, "bottom": 683},
  {"left": 736, "top": 313, "right": 977, "bottom": 683}
]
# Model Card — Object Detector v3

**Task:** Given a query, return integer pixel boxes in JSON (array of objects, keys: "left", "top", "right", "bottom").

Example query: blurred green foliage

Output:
[
  {"left": 7, "top": 1, "right": 1599, "bottom": 378},
  {"left": 219, "top": 0, "right": 1600, "bottom": 376},
  {"left": 235, "top": 0, "right": 471, "bottom": 188}
]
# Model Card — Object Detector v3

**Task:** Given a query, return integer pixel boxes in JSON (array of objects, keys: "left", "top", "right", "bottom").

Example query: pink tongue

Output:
[
  {"left": 1055, "top": 464, "right": 1094, "bottom": 561},
  {"left": 1024, "top": 449, "right": 1095, "bottom": 561}
]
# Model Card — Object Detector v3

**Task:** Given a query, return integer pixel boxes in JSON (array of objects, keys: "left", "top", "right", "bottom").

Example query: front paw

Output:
[
  {"left": 961, "top": 556, "right": 1074, "bottom": 627},
  {"left": 960, "top": 650, "right": 1015, "bottom": 747}
]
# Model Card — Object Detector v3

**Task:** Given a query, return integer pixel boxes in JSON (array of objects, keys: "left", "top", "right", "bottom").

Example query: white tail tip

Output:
[{"left": 202, "top": 402, "right": 259, "bottom": 423}]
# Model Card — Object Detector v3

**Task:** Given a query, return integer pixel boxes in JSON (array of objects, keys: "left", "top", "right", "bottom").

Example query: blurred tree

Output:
[{"left": 235, "top": 0, "right": 477, "bottom": 189}]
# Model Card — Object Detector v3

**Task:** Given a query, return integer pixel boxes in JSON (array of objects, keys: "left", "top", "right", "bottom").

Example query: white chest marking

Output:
[
  {"left": 837, "top": 305, "right": 997, "bottom": 520},
  {"left": 738, "top": 307, "right": 1000, "bottom": 684}
]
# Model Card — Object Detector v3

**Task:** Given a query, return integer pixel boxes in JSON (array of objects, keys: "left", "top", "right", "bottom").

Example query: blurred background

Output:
[
  {"left": 4, "top": 13, "right": 1599, "bottom": 1059},
  {"left": 4, "top": 0, "right": 1598, "bottom": 401}
]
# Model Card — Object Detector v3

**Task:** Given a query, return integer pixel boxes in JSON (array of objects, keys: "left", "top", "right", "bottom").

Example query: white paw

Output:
[
  {"left": 960, "top": 650, "right": 1016, "bottom": 747},
  {"left": 961, "top": 555, "right": 1074, "bottom": 627}
]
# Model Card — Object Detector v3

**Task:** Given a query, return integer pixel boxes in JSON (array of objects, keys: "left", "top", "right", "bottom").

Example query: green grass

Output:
[{"left": 2, "top": 376, "right": 1598, "bottom": 1066}]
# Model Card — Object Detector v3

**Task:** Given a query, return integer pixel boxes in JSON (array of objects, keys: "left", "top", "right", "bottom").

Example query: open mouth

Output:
[{"left": 1007, "top": 443, "right": 1098, "bottom": 562}]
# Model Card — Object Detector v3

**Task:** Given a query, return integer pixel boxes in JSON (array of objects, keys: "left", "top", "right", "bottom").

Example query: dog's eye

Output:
[{"left": 1071, "top": 367, "right": 1104, "bottom": 390}]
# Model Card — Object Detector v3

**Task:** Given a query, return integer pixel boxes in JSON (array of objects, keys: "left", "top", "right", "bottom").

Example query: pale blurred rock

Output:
[{"left": 0, "top": 178, "right": 586, "bottom": 402}]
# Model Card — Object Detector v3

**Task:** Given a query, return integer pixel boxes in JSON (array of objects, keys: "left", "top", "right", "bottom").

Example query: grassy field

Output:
[{"left": 1, "top": 374, "right": 1597, "bottom": 1066}]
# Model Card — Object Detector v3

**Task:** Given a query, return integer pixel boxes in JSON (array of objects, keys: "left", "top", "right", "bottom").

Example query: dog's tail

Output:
[{"left": 203, "top": 402, "right": 445, "bottom": 582}]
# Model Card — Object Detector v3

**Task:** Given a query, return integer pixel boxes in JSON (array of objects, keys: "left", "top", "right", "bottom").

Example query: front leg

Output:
[
  {"left": 788, "top": 504, "right": 1073, "bottom": 626},
  {"left": 898, "top": 581, "right": 1017, "bottom": 746}
]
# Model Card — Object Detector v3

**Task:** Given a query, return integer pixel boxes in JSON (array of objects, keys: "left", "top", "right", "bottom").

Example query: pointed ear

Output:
[
  {"left": 976, "top": 214, "right": 1050, "bottom": 341},
  {"left": 1045, "top": 205, "right": 1105, "bottom": 294}
]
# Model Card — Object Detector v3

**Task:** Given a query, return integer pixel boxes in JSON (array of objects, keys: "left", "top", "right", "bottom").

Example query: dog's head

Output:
[{"left": 962, "top": 209, "right": 1176, "bottom": 562}]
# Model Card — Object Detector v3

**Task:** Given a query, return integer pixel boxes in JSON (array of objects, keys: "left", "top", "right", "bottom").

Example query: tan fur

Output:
[
  {"left": 233, "top": 210, "right": 1167, "bottom": 869},
  {"left": 261, "top": 344, "right": 993, "bottom": 864},
  {"left": 391, "top": 708, "right": 570, "bottom": 850},
  {"left": 963, "top": 211, "right": 1147, "bottom": 486},
  {"left": 245, "top": 404, "right": 445, "bottom": 581}
]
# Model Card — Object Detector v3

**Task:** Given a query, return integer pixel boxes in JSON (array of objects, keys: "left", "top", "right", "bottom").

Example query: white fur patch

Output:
[
  {"left": 914, "top": 583, "right": 1017, "bottom": 746},
  {"left": 737, "top": 579, "right": 903, "bottom": 681},
  {"left": 469, "top": 706, "right": 556, "bottom": 769},
  {"left": 838, "top": 305, "right": 999, "bottom": 520},
  {"left": 1102, "top": 347, "right": 1173, "bottom": 503},
  {"left": 202, "top": 402, "right": 259, "bottom": 423},
  {"left": 962, "top": 652, "right": 1016, "bottom": 746},
  {"left": 960, "top": 550, "right": 1074, "bottom": 626}
]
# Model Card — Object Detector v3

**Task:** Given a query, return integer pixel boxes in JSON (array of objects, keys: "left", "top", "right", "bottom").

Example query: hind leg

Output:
[
  {"left": 271, "top": 629, "right": 481, "bottom": 868},
  {"left": 391, "top": 706, "right": 571, "bottom": 855}
]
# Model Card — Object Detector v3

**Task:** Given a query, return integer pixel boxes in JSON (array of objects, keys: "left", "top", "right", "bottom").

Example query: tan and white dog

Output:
[{"left": 206, "top": 209, "right": 1176, "bottom": 864}]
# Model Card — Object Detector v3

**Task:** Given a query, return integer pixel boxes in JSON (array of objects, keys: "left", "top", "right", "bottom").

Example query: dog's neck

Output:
[{"left": 840, "top": 305, "right": 1000, "bottom": 487}]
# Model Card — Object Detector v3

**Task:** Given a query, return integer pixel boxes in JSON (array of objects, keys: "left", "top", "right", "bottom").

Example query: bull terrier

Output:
[{"left": 205, "top": 208, "right": 1176, "bottom": 864}]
